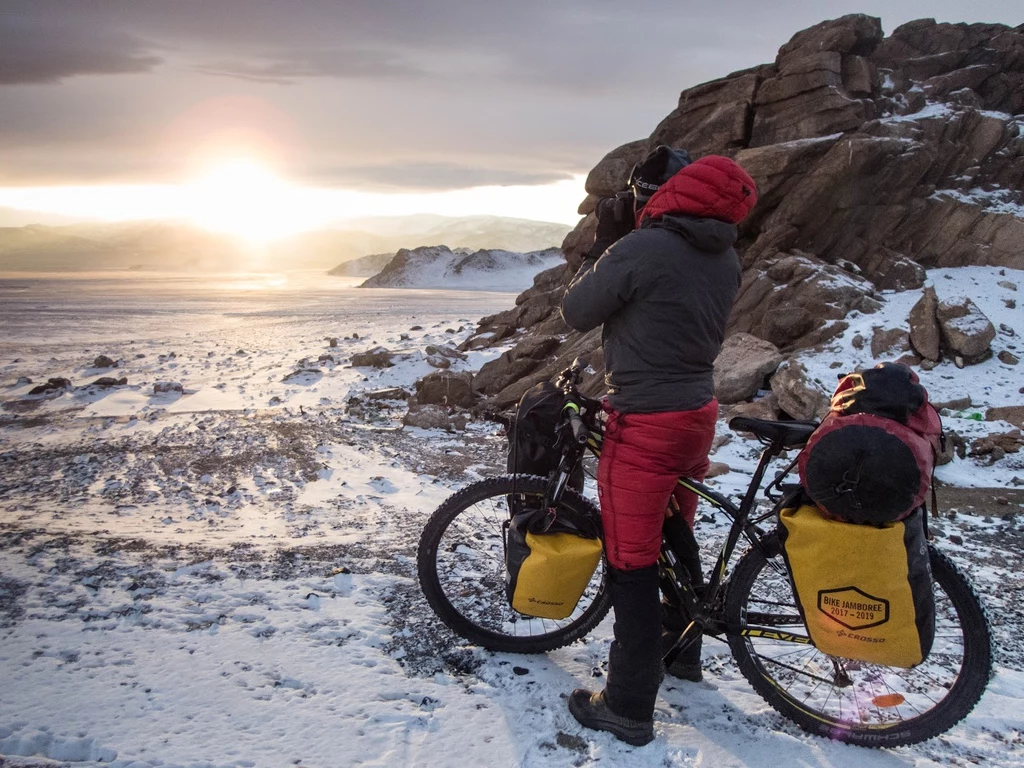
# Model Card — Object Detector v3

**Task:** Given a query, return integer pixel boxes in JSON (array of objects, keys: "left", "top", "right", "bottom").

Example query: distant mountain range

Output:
[
  {"left": 0, "top": 214, "right": 573, "bottom": 272},
  {"left": 354, "top": 245, "right": 564, "bottom": 291}
]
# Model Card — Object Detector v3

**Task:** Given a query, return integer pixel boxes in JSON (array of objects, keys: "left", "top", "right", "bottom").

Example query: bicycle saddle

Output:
[{"left": 728, "top": 417, "right": 818, "bottom": 449}]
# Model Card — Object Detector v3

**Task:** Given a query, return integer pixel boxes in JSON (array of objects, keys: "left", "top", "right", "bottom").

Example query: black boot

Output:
[
  {"left": 568, "top": 689, "right": 654, "bottom": 746},
  {"left": 603, "top": 565, "right": 663, "bottom": 721}
]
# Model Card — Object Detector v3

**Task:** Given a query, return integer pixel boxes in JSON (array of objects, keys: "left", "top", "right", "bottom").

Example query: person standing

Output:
[{"left": 561, "top": 146, "right": 758, "bottom": 746}]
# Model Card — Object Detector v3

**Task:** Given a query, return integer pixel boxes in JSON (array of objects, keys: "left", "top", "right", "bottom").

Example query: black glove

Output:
[{"left": 589, "top": 191, "right": 635, "bottom": 260}]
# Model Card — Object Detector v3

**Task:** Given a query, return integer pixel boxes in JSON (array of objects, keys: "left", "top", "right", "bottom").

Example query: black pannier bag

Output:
[
  {"left": 505, "top": 504, "right": 603, "bottom": 619},
  {"left": 798, "top": 363, "right": 942, "bottom": 524},
  {"left": 506, "top": 381, "right": 584, "bottom": 491}
]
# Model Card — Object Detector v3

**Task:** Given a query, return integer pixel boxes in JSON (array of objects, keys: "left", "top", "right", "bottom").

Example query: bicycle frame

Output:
[{"left": 546, "top": 400, "right": 814, "bottom": 667}]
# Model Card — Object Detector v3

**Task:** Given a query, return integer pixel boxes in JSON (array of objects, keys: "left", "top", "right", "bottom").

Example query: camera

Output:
[{"left": 611, "top": 190, "right": 636, "bottom": 226}]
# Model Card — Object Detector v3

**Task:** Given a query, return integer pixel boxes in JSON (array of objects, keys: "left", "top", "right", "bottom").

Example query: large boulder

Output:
[
  {"left": 908, "top": 286, "right": 941, "bottom": 361},
  {"left": 584, "top": 140, "right": 649, "bottom": 198},
  {"left": 415, "top": 370, "right": 476, "bottom": 408},
  {"left": 866, "top": 250, "right": 926, "bottom": 292},
  {"left": 936, "top": 297, "right": 996, "bottom": 363},
  {"left": 365, "top": 387, "right": 409, "bottom": 401},
  {"left": 770, "top": 360, "right": 829, "bottom": 420},
  {"left": 970, "top": 430, "right": 1024, "bottom": 460},
  {"left": 350, "top": 346, "right": 394, "bottom": 368},
  {"left": 986, "top": 405, "right": 1024, "bottom": 428},
  {"left": 870, "top": 327, "right": 911, "bottom": 358},
  {"left": 425, "top": 354, "right": 451, "bottom": 369},
  {"left": 86, "top": 377, "right": 128, "bottom": 388},
  {"left": 92, "top": 355, "right": 117, "bottom": 369},
  {"left": 723, "top": 392, "right": 781, "bottom": 422},
  {"left": 424, "top": 344, "right": 467, "bottom": 361},
  {"left": 28, "top": 377, "right": 72, "bottom": 396},
  {"left": 713, "top": 334, "right": 784, "bottom": 404},
  {"left": 403, "top": 404, "right": 452, "bottom": 431}
]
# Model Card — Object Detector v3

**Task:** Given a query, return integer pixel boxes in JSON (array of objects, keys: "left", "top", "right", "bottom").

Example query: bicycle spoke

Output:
[{"left": 755, "top": 650, "right": 838, "bottom": 688}]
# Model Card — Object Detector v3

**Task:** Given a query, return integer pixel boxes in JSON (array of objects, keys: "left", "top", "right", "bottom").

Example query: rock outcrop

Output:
[{"left": 462, "top": 15, "right": 1024, "bottom": 409}]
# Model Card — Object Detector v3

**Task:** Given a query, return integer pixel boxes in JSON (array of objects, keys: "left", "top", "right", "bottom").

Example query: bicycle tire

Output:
[
  {"left": 418, "top": 474, "right": 611, "bottom": 653},
  {"left": 725, "top": 541, "right": 992, "bottom": 747}
]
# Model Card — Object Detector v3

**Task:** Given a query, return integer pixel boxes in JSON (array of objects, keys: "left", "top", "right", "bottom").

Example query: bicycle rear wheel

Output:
[
  {"left": 726, "top": 541, "right": 992, "bottom": 747},
  {"left": 418, "top": 474, "right": 611, "bottom": 653}
]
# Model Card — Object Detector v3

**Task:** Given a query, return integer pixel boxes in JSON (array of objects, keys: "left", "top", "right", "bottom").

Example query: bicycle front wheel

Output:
[
  {"left": 417, "top": 474, "right": 611, "bottom": 654},
  {"left": 726, "top": 541, "right": 992, "bottom": 747}
]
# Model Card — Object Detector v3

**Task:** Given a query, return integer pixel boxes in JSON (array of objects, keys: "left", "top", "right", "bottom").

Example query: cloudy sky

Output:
[{"left": 1, "top": 0, "right": 1021, "bottom": 229}]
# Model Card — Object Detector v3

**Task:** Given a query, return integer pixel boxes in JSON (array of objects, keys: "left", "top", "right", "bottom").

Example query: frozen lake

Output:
[{"left": 0, "top": 271, "right": 516, "bottom": 347}]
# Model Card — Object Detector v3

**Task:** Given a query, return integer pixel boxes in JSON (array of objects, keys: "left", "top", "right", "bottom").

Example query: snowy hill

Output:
[
  {"left": 326, "top": 251, "right": 399, "bottom": 277},
  {"left": 358, "top": 245, "right": 565, "bottom": 291}
]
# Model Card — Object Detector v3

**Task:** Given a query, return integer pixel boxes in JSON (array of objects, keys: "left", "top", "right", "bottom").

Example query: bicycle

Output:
[{"left": 417, "top": 361, "right": 993, "bottom": 747}]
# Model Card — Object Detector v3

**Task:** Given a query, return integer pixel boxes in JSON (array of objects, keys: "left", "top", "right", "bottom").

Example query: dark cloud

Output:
[
  {"left": 0, "top": 1, "right": 754, "bottom": 91},
  {"left": 0, "top": 10, "right": 163, "bottom": 84},
  {"left": 0, "top": 0, "right": 1021, "bottom": 190}
]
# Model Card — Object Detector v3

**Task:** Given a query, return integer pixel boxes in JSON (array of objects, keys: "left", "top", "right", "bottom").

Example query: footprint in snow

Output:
[{"left": 368, "top": 476, "right": 398, "bottom": 493}]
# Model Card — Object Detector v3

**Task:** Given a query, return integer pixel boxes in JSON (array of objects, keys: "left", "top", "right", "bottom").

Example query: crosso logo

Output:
[
  {"left": 817, "top": 587, "right": 890, "bottom": 630},
  {"left": 528, "top": 597, "right": 563, "bottom": 607}
]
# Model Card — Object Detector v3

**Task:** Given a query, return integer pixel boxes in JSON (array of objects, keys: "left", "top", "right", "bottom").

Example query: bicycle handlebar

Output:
[{"left": 568, "top": 412, "right": 590, "bottom": 445}]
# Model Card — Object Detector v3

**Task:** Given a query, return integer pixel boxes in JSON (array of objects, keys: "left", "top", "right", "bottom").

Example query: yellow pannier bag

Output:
[
  {"left": 506, "top": 506, "right": 603, "bottom": 620},
  {"left": 779, "top": 504, "right": 935, "bottom": 668}
]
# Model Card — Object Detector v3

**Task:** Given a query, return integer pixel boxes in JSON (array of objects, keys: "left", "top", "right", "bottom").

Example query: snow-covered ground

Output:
[{"left": 0, "top": 269, "right": 1022, "bottom": 768}]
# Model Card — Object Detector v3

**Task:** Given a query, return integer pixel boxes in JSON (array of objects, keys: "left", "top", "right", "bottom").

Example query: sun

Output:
[{"left": 184, "top": 159, "right": 305, "bottom": 242}]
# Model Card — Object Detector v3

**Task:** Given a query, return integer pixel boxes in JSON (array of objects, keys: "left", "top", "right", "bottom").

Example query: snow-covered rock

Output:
[
  {"left": 937, "top": 297, "right": 997, "bottom": 364},
  {"left": 359, "top": 245, "right": 564, "bottom": 291}
]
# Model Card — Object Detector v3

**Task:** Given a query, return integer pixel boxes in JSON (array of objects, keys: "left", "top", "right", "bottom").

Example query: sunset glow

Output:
[
  {"left": 0, "top": 168, "right": 587, "bottom": 241},
  {"left": 185, "top": 160, "right": 297, "bottom": 241}
]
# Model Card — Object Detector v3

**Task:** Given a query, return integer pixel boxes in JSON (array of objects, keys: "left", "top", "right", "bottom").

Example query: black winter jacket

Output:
[{"left": 561, "top": 214, "right": 741, "bottom": 414}]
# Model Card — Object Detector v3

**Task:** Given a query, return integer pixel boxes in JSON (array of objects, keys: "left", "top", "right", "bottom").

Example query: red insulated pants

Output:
[{"left": 597, "top": 399, "right": 719, "bottom": 571}]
